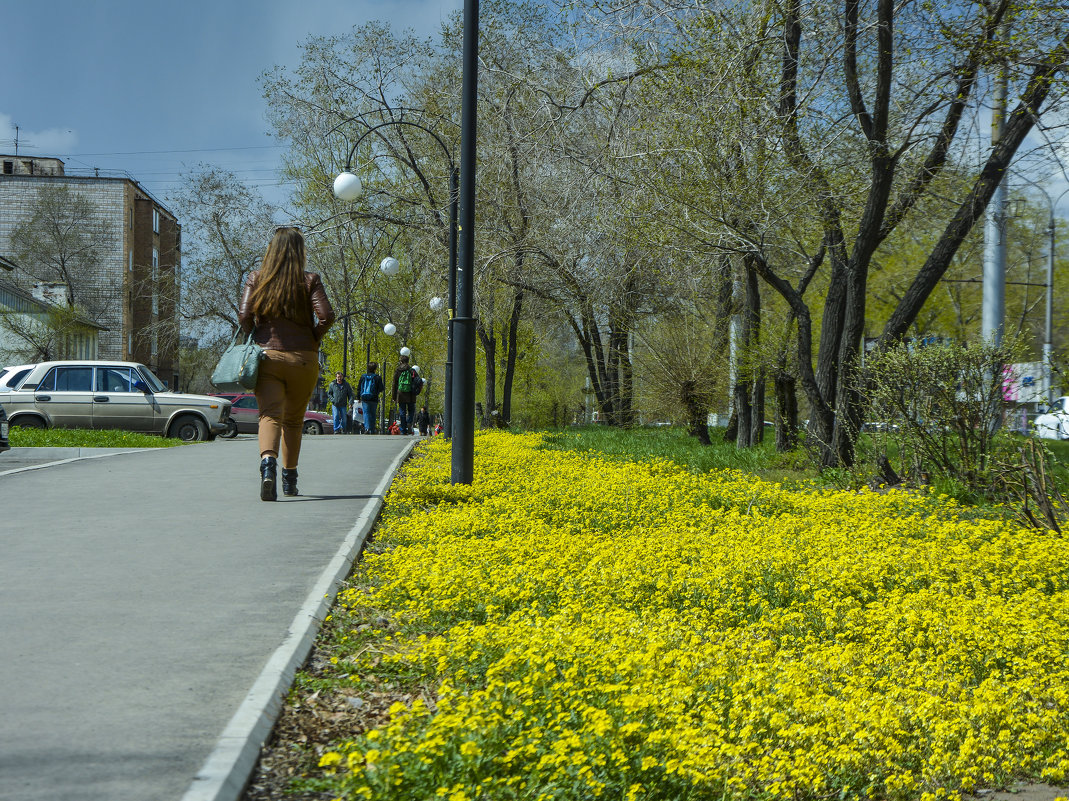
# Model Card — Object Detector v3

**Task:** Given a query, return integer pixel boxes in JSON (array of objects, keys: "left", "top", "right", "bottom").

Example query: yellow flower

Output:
[
  {"left": 460, "top": 740, "right": 481, "bottom": 758},
  {"left": 317, "top": 752, "right": 342, "bottom": 768}
]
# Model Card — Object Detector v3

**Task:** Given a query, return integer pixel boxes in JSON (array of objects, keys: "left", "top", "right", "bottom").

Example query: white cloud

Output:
[{"left": 0, "top": 113, "right": 78, "bottom": 155}]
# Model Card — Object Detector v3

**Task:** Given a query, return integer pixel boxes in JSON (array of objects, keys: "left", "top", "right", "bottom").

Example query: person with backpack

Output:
[
  {"left": 356, "top": 361, "right": 385, "bottom": 434},
  {"left": 391, "top": 354, "right": 422, "bottom": 435}
]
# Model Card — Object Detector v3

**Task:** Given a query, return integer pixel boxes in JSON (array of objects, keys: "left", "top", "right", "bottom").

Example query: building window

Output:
[
  {"left": 152, "top": 208, "right": 160, "bottom": 233},
  {"left": 129, "top": 251, "right": 134, "bottom": 272},
  {"left": 128, "top": 332, "right": 133, "bottom": 357},
  {"left": 3, "top": 161, "right": 12, "bottom": 174}
]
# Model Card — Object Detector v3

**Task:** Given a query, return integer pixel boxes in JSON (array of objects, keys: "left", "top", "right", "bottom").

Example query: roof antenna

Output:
[{"left": 13, "top": 124, "right": 18, "bottom": 156}]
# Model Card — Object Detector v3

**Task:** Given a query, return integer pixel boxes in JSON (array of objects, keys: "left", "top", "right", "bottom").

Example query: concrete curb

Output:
[
  {"left": 0, "top": 447, "right": 155, "bottom": 477},
  {"left": 3, "top": 447, "right": 153, "bottom": 457},
  {"left": 180, "top": 438, "right": 417, "bottom": 801}
]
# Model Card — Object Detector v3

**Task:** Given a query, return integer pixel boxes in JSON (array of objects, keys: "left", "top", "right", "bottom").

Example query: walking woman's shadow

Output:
[{"left": 282, "top": 493, "right": 382, "bottom": 502}]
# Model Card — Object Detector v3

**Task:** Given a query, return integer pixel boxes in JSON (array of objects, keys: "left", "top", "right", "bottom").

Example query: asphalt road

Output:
[{"left": 0, "top": 434, "right": 415, "bottom": 801}]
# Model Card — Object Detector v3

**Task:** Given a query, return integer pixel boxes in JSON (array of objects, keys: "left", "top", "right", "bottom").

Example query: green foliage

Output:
[
  {"left": 858, "top": 339, "right": 1069, "bottom": 527},
  {"left": 8, "top": 427, "right": 186, "bottom": 448},
  {"left": 544, "top": 424, "right": 809, "bottom": 481},
  {"left": 863, "top": 339, "right": 1023, "bottom": 487},
  {"left": 178, "top": 344, "right": 225, "bottom": 395}
]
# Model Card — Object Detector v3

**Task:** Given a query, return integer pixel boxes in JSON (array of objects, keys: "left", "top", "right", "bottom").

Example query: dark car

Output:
[
  {"left": 211, "top": 393, "right": 333, "bottom": 437},
  {"left": 0, "top": 405, "right": 9, "bottom": 454}
]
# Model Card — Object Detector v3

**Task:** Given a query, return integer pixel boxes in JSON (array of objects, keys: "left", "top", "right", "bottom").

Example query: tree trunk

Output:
[
  {"left": 734, "top": 382, "right": 753, "bottom": 448},
  {"left": 774, "top": 372, "right": 799, "bottom": 451},
  {"left": 750, "top": 371, "right": 765, "bottom": 445},
  {"left": 477, "top": 321, "right": 497, "bottom": 428},
  {"left": 736, "top": 257, "right": 761, "bottom": 449},
  {"left": 501, "top": 289, "right": 523, "bottom": 424},
  {"left": 682, "top": 380, "right": 711, "bottom": 445},
  {"left": 724, "top": 410, "right": 738, "bottom": 442}
]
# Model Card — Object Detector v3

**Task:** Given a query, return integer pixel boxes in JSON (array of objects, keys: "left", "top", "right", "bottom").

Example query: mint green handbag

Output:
[{"left": 211, "top": 329, "right": 264, "bottom": 392}]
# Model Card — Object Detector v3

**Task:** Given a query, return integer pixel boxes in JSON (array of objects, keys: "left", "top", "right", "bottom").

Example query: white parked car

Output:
[
  {"left": 0, "top": 363, "right": 36, "bottom": 391},
  {"left": 1033, "top": 396, "right": 1069, "bottom": 440},
  {"left": 0, "top": 360, "right": 232, "bottom": 441}
]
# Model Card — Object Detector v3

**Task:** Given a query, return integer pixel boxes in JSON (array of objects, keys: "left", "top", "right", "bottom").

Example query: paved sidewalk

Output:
[{"left": 0, "top": 435, "right": 416, "bottom": 801}]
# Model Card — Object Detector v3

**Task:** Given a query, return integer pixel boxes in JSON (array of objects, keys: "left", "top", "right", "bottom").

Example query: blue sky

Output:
[{"left": 1, "top": 0, "right": 462, "bottom": 211}]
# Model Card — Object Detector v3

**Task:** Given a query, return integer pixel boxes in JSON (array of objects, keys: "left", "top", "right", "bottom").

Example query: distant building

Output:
[
  {"left": 0, "top": 155, "right": 181, "bottom": 387},
  {"left": 0, "top": 255, "right": 104, "bottom": 362}
]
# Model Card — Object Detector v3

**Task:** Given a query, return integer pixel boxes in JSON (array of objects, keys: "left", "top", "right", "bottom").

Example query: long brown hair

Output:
[{"left": 248, "top": 227, "right": 310, "bottom": 323}]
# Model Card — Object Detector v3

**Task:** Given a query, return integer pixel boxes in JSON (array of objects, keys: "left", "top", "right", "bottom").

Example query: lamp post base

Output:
[{"left": 450, "top": 316, "right": 475, "bottom": 484}]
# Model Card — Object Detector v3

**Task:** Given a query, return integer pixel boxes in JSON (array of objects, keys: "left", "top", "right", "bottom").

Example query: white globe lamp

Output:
[
  {"left": 383, "top": 322, "right": 397, "bottom": 336},
  {"left": 380, "top": 256, "right": 400, "bottom": 276},
  {"left": 429, "top": 296, "right": 445, "bottom": 312},
  {"left": 400, "top": 346, "right": 412, "bottom": 357},
  {"left": 332, "top": 171, "right": 362, "bottom": 201}
]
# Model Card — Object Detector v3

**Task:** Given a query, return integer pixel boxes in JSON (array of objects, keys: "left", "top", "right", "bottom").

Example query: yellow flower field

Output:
[{"left": 316, "top": 431, "right": 1069, "bottom": 801}]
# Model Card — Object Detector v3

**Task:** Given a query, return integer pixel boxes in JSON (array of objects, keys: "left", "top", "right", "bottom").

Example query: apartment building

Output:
[{"left": 0, "top": 155, "right": 181, "bottom": 388}]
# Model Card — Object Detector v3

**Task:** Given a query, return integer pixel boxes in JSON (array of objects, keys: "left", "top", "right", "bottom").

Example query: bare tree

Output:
[
  {"left": 586, "top": 0, "right": 1069, "bottom": 465},
  {"left": 167, "top": 166, "right": 278, "bottom": 341},
  {"left": 10, "top": 184, "right": 116, "bottom": 321}
]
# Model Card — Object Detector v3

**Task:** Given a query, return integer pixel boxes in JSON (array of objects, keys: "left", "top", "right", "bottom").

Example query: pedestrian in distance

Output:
[
  {"left": 327, "top": 371, "right": 354, "bottom": 434},
  {"left": 391, "top": 355, "right": 422, "bottom": 435},
  {"left": 356, "top": 361, "right": 386, "bottom": 434},
  {"left": 239, "top": 226, "right": 335, "bottom": 501},
  {"left": 416, "top": 404, "right": 430, "bottom": 436}
]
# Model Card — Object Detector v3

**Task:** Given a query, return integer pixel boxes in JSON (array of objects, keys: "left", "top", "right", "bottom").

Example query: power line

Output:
[{"left": 60, "top": 145, "right": 285, "bottom": 157}]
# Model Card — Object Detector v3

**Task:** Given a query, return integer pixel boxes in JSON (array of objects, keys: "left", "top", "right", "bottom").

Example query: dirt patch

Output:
[
  {"left": 979, "top": 784, "right": 1069, "bottom": 801},
  {"left": 240, "top": 647, "right": 419, "bottom": 801}
]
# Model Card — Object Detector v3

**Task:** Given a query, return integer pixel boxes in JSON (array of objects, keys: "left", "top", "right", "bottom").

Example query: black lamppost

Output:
[
  {"left": 451, "top": 0, "right": 480, "bottom": 484},
  {"left": 333, "top": 0, "right": 478, "bottom": 484},
  {"left": 332, "top": 120, "right": 459, "bottom": 442}
]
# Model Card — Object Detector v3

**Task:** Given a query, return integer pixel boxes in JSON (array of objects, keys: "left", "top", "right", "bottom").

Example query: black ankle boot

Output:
[
  {"left": 260, "top": 456, "right": 277, "bottom": 501},
  {"left": 281, "top": 468, "right": 298, "bottom": 497}
]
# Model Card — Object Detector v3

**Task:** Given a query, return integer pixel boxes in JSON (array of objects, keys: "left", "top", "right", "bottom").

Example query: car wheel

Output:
[
  {"left": 303, "top": 420, "right": 323, "bottom": 435},
  {"left": 169, "top": 414, "right": 209, "bottom": 442},
  {"left": 12, "top": 416, "right": 46, "bottom": 429},
  {"left": 221, "top": 419, "right": 239, "bottom": 439}
]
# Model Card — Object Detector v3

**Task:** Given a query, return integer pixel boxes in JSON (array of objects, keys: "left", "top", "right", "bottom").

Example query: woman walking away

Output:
[{"left": 238, "top": 227, "right": 335, "bottom": 500}]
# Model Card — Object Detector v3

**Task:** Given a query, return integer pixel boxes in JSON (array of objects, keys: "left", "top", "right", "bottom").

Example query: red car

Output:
[{"left": 210, "top": 393, "right": 333, "bottom": 437}]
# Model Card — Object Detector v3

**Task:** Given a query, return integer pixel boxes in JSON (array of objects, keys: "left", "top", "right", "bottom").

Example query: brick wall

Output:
[{"left": 0, "top": 174, "right": 181, "bottom": 379}]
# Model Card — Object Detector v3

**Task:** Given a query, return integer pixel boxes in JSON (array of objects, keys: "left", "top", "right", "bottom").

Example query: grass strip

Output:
[{"left": 8, "top": 427, "right": 186, "bottom": 448}]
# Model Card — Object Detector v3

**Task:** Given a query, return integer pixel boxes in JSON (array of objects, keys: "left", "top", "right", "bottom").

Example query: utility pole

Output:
[
  {"left": 982, "top": 39, "right": 1008, "bottom": 346},
  {"left": 451, "top": 0, "right": 479, "bottom": 485}
]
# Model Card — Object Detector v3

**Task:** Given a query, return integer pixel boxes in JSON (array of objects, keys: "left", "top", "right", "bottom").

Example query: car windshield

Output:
[{"left": 135, "top": 365, "right": 167, "bottom": 393}]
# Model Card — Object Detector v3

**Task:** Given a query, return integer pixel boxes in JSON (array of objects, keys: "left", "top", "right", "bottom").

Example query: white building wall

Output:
[{"left": 0, "top": 177, "right": 127, "bottom": 358}]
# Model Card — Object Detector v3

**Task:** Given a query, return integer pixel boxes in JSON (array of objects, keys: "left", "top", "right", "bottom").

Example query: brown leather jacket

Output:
[{"left": 238, "top": 270, "right": 335, "bottom": 352}]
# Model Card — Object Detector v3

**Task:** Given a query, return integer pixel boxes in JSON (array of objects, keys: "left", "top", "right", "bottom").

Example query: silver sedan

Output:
[{"left": 0, "top": 361, "right": 231, "bottom": 441}]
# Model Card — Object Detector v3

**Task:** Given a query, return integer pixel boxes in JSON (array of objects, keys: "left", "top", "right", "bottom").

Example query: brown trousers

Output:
[{"left": 255, "top": 350, "right": 320, "bottom": 469}]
